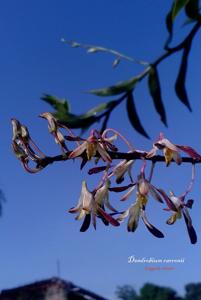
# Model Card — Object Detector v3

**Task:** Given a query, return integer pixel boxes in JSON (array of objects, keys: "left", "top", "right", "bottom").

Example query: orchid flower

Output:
[
  {"left": 147, "top": 133, "right": 182, "bottom": 166},
  {"left": 112, "top": 159, "right": 135, "bottom": 184},
  {"left": 11, "top": 118, "right": 45, "bottom": 173},
  {"left": 159, "top": 190, "right": 197, "bottom": 244},
  {"left": 147, "top": 133, "right": 201, "bottom": 166},
  {"left": 110, "top": 163, "right": 163, "bottom": 204},
  {"left": 68, "top": 129, "right": 117, "bottom": 163},
  {"left": 158, "top": 163, "right": 197, "bottom": 244},
  {"left": 69, "top": 181, "right": 119, "bottom": 231},
  {"left": 117, "top": 192, "right": 164, "bottom": 238},
  {"left": 39, "top": 112, "right": 68, "bottom": 153}
]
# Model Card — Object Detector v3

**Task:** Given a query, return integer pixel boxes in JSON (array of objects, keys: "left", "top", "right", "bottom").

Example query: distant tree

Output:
[
  {"left": 115, "top": 285, "right": 139, "bottom": 300},
  {"left": 140, "top": 283, "right": 181, "bottom": 300},
  {"left": 184, "top": 283, "right": 201, "bottom": 300},
  {"left": 115, "top": 283, "right": 183, "bottom": 300}
]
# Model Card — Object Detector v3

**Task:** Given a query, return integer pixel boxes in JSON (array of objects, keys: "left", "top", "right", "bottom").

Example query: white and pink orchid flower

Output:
[
  {"left": 69, "top": 181, "right": 119, "bottom": 231},
  {"left": 117, "top": 193, "right": 164, "bottom": 238},
  {"left": 147, "top": 133, "right": 201, "bottom": 166}
]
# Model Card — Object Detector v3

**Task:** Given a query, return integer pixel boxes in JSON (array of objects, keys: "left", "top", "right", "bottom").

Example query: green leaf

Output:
[
  {"left": 41, "top": 94, "right": 70, "bottom": 113},
  {"left": 148, "top": 66, "right": 167, "bottom": 126},
  {"left": 89, "top": 74, "right": 142, "bottom": 97},
  {"left": 164, "top": 9, "right": 174, "bottom": 49},
  {"left": 185, "top": 0, "right": 200, "bottom": 19},
  {"left": 126, "top": 92, "right": 149, "bottom": 139},
  {"left": 81, "top": 101, "right": 115, "bottom": 118},
  {"left": 175, "top": 43, "right": 192, "bottom": 111},
  {"left": 172, "top": 0, "right": 189, "bottom": 21}
]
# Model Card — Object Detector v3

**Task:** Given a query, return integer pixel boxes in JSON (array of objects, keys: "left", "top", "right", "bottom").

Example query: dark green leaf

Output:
[
  {"left": 148, "top": 66, "right": 167, "bottom": 126},
  {"left": 41, "top": 94, "right": 70, "bottom": 113},
  {"left": 126, "top": 92, "right": 149, "bottom": 139},
  {"left": 185, "top": 0, "right": 200, "bottom": 19},
  {"left": 89, "top": 75, "right": 141, "bottom": 97},
  {"left": 165, "top": 9, "right": 174, "bottom": 49},
  {"left": 81, "top": 101, "right": 115, "bottom": 118},
  {"left": 175, "top": 44, "right": 192, "bottom": 111},
  {"left": 172, "top": 0, "right": 189, "bottom": 20}
]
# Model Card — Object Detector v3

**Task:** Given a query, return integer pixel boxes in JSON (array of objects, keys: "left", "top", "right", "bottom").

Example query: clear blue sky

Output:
[{"left": 0, "top": 1, "right": 201, "bottom": 299}]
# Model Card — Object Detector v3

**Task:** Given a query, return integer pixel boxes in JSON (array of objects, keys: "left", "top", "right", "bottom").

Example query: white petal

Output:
[{"left": 69, "top": 142, "right": 87, "bottom": 158}]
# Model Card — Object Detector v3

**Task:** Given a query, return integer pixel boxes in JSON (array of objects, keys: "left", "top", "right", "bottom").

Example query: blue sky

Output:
[{"left": 0, "top": 1, "right": 201, "bottom": 299}]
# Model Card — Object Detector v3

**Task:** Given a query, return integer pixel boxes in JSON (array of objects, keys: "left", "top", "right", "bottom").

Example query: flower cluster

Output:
[
  {"left": 11, "top": 115, "right": 201, "bottom": 244},
  {"left": 11, "top": 118, "right": 45, "bottom": 173}
]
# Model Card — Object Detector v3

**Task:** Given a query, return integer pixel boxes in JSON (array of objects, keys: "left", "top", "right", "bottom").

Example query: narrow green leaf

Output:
[
  {"left": 175, "top": 44, "right": 192, "bottom": 111},
  {"left": 172, "top": 0, "right": 189, "bottom": 21},
  {"left": 126, "top": 92, "right": 149, "bottom": 139},
  {"left": 185, "top": 0, "right": 200, "bottom": 19},
  {"left": 41, "top": 94, "right": 70, "bottom": 113},
  {"left": 164, "top": 9, "right": 173, "bottom": 49},
  {"left": 148, "top": 66, "right": 167, "bottom": 126},
  {"left": 81, "top": 101, "right": 115, "bottom": 118},
  {"left": 89, "top": 75, "right": 141, "bottom": 97}
]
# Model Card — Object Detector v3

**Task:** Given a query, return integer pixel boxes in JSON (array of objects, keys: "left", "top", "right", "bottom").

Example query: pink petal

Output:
[
  {"left": 157, "top": 189, "right": 178, "bottom": 212},
  {"left": 109, "top": 184, "right": 135, "bottom": 193},
  {"left": 68, "top": 142, "right": 87, "bottom": 158},
  {"left": 146, "top": 147, "right": 157, "bottom": 158},
  {"left": 159, "top": 138, "right": 178, "bottom": 151},
  {"left": 97, "top": 207, "right": 120, "bottom": 226},
  {"left": 149, "top": 184, "right": 163, "bottom": 203},
  {"left": 88, "top": 166, "right": 108, "bottom": 175},
  {"left": 97, "top": 144, "right": 112, "bottom": 163},
  {"left": 176, "top": 145, "right": 201, "bottom": 160},
  {"left": 121, "top": 185, "right": 136, "bottom": 201}
]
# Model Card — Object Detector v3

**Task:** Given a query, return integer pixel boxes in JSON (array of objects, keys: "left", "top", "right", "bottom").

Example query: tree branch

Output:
[{"left": 36, "top": 150, "right": 201, "bottom": 170}]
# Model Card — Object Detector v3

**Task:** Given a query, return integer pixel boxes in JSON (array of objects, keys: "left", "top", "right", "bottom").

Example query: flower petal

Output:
[
  {"left": 172, "top": 151, "right": 182, "bottom": 165},
  {"left": 127, "top": 203, "right": 140, "bottom": 232},
  {"left": 159, "top": 138, "right": 178, "bottom": 151},
  {"left": 176, "top": 145, "right": 201, "bottom": 160},
  {"left": 109, "top": 184, "right": 135, "bottom": 193},
  {"left": 117, "top": 209, "right": 130, "bottom": 222},
  {"left": 69, "top": 142, "right": 87, "bottom": 159},
  {"left": 88, "top": 166, "right": 108, "bottom": 175},
  {"left": 97, "top": 207, "right": 120, "bottom": 226},
  {"left": 157, "top": 189, "right": 178, "bottom": 212},
  {"left": 149, "top": 184, "right": 163, "bottom": 203},
  {"left": 75, "top": 209, "right": 86, "bottom": 220},
  {"left": 80, "top": 214, "right": 91, "bottom": 232},
  {"left": 121, "top": 185, "right": 136, "bottom": 201},
  {"left": 97, "top": 144, "right": 112, "bottom": 163},
  {"left": 141, "top": 210, "right": 164, "bottom": 238},
  {"left": 182, "top": 208, "right": 197, "bottom": 244},
  {"left": 146, "top": 146, "right": 157, "bottom": 158},
  {"left": 166, "top": 212, "right": 178, "bottom": 225}
]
